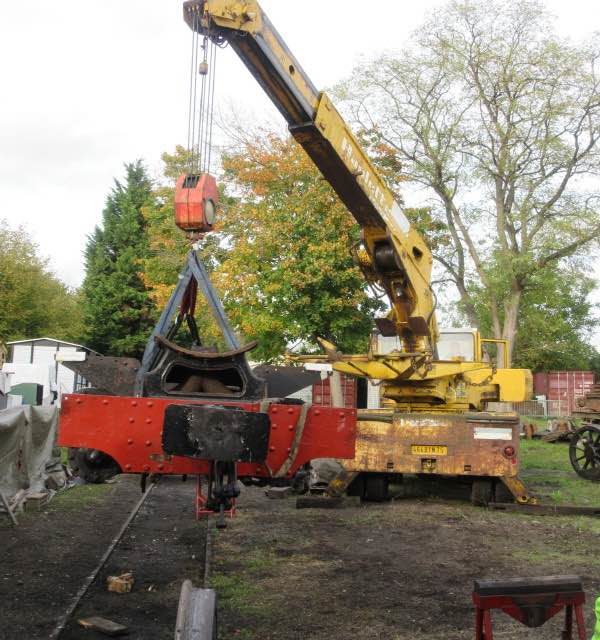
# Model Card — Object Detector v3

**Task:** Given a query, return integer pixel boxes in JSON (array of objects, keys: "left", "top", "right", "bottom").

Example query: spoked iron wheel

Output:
[{"left": 569, "top": 424, "right": 600, "bottom": 481}]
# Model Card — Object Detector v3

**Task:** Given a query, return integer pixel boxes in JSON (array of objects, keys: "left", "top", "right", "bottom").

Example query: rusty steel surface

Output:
[
  {"left": 68, "top": 354, "right": 141, "bottom": 395},
  {"left": 574, "top": 383, "right": 600, "bottom": 417},
  {"left": 58, "top": 394, "right": 356, "bottom": 478},
  {"left": 251, "top": 365, "right": 320, "bottom": 398},
  {"left": 341, "top": 411, "right": 520, "bottom": 478}
]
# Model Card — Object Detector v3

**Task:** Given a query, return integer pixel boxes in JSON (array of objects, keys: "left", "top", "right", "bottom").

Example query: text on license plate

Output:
[{"left": 411, "top": 445, "right": 448, "bottom": 456}]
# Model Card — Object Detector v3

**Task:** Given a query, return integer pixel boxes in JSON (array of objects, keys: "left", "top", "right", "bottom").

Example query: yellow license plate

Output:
[{"left": 411, "top": 445, "right": 447, "bottom": 456}]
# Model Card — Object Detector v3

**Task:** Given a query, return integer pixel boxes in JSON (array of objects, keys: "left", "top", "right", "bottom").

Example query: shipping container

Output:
[
  {"left": 312, "top": 374, "right": 357, "bottom": 408},
  {"left": 533, "top": 371, "right": 596, "bottom": 415}
]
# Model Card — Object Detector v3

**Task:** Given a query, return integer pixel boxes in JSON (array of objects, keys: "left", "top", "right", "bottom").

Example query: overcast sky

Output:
[{"left": 1, "top": 0, "right": 599, "bottom": 340}]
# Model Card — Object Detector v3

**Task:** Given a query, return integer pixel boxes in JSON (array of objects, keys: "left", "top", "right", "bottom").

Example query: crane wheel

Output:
[{"left": 493, "top": 480, "right": 514, "bottom": 503}]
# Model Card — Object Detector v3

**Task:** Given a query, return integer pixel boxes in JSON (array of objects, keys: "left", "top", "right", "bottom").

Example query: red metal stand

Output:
[
  {"left": 195, "top": 475, "right": 235, "bottom": 520},
  {"left": 472, "top": 576, "right": 586, "bottom": 639}
]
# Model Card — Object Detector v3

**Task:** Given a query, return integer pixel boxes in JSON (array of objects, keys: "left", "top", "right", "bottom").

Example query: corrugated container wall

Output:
[
  {"left": 312, "top": 375, "right": 357, "bottom": 408},
  {"left": 533, "top": 371, "right": 596, "bottom": 415}
]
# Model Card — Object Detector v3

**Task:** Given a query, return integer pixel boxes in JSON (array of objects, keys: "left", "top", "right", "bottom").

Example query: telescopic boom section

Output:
[{"left": 183, "top": 0, "right": 437, "bottom": 349}]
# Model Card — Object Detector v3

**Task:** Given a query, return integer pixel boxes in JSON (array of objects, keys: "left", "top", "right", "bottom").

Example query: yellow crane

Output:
[{"left": 184, "top": 0, "right": 534, "bottom": 504}]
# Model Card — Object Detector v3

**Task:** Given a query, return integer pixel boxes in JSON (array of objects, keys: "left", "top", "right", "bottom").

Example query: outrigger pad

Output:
[{"left": 162, "top": 404, "right": 270, "bottom": 462}]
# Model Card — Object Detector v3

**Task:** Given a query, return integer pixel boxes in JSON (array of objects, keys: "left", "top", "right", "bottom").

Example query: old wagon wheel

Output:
[{"left": 569, "top": 424, "right": 600, "bottom": 481}]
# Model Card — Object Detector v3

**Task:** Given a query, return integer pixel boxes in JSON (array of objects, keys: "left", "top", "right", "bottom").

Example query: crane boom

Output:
[{"left": 184, "top": 0, "right": 437, "bottom": 349}]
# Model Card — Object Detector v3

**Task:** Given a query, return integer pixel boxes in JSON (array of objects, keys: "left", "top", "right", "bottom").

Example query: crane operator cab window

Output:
[{"left": 436, "top": 330, "right": 477, "bottom": 362}]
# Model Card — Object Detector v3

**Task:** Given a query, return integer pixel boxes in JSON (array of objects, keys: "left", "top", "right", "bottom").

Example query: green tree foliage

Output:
[
  {"left": 338, "top": 0, "right": 600, "bottom": 365},
  {"left": 467, "top": 259, "right": 599, "bottom": 371},
  {"left": 0, "top": 220, "right": 83, "bottom": 342},
  {"left": 82, "top": 161, "right": 157, "bottom": 357},
  {"left": 143, "top": 137, "right": 383, "bottom": 362}
]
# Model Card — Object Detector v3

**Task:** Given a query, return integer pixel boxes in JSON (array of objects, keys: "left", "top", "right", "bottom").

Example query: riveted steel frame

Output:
[{"left": 59, "top": 394, "right": 356, "bottom": 479}]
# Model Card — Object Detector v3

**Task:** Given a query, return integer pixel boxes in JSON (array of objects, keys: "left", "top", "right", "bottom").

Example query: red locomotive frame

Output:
[{"left": 59, "top": 394, "right": 356, "bottom": 479}]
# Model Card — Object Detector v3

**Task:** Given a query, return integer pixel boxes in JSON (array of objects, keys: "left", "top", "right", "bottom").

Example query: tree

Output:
[
  {"left": 82, "top": 161, "right": 157, "bottom": 357},
  {"left": 338, "top": 0, "right": 600, "bottom": 364},
  {"left": 468, "top": 260, "right": 599, "bottom": 371},
  {"left": 0, "top": 220, "right": 83, "bottom": 342},
  {"left": 143, "top": 136, "right": 383, "bottom": 362}
]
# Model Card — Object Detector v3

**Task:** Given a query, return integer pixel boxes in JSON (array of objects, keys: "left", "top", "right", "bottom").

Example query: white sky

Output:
[{"left": 1, "top": 0, "right": 599, "bottom": 342}]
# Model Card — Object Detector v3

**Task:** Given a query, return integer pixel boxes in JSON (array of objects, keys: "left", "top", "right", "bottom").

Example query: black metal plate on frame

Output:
[{"left": 162, "top": 404, "right": 270, "bottom": 462}]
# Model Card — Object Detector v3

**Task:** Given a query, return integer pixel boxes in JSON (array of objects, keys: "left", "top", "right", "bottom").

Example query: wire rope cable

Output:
[{"left": 186, "top": 10, "right": 218, "bottom": 176}]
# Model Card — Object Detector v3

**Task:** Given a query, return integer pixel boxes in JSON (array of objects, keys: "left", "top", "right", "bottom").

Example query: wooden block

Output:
[
  {"left": 107, "top": 572, "right": 134, "bottom": 593},
  {"left": 24, "top": 492, "right": 49, "bottom": 511},
  {"left": 78, "top": 616, "right": 129, "bottom": 636}
]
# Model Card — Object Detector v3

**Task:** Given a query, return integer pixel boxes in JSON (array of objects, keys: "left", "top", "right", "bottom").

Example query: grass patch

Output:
[
  {"left": 520, "top": 440, "right": 600, "bottom": 506},
  {"left": 521, "top": 439, "right": 572, "bottom": 471},
  {"left": 513, "top": 544, "right": 600, "bottom": 568},
  {"left": 48, "top": 483, "right": 113, "bottom": 511},
  {"left": 211, "top": 572, "right": 274, "bottom": 618},
  {"left": 242, "top": 548, "right": 278, "bottom": 573}
]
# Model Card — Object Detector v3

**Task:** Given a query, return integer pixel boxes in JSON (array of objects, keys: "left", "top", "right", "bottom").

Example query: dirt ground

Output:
[
  {"left": 0, "top": 476, "right": 205, "bottom": 640},
  {"left": 1, "top": 472, "right": 599, "bottom": 640},
  {"left": 211, "top": 486, "right": 600, "bottom": 640}
]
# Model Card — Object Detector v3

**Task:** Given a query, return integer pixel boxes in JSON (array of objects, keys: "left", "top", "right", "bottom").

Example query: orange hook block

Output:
[{"left": 174, "top": 173, "right": 219, "bottom": 233}]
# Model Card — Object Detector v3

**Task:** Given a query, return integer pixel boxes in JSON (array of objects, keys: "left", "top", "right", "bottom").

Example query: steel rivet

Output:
[
  {"left": 128, "top": 417, "right": 134, "bottom": 423},
  {"left": 102, "top": 399, "right": 109, "bottom": 405},
  {"left": 314, "top": 410, "right": 321, "bottom": 416},
  {"left": 272, "top": 408, "right": 278, "bottom": 414},
  {"left": 145, "top": 440, "right": 152, "bottom": 446},
  {"left": 339, "top": 412, "right": 345, "bottom": 418},
  {"left": 145, "top": 418, "right": 152, "bottom": 424},
  {"left": 143, "top": 464, "right": 150, "bottom": 471},
  {"left": 287, "top": 408, "right": 294, "bottom": 414},
  {"left": 76, "top": 399, "right": 82, "bottom": 404},
  {"left": 286, "top": 447, "right": 291, "bottom": 453},
  {"left": 131, "top": 401, "right": 138, "bottom": 407},
  {"left": 269, "top": 446, "right": 275, "bottom": 451},
  {"left": 127, "top": 438, "right": 133, "bottom": 445},
  {"left": 146, "top": 402, "right": 154, "bottom": 408},
  {"left": 125, "top": 464, "right": 132, "bottom": 470},
  {"left": 288, "top": 425, "right": 294, "bottom": 431},
  {"left": 158, "top": 464, "right": 164, "bottom": 470},
  {"left": 272, "top": 424, "right": 277, "bottom": 429}
]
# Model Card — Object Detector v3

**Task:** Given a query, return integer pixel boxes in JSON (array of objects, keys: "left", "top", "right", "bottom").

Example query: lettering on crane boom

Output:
[{"left": 340, "top": 137, "right": 411, "bottom": 235}]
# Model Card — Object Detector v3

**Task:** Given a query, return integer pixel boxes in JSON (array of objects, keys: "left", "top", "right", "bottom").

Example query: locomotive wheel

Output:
[
  {"left": 569, "top": 424, "right": 600, "bottom": 481},
  {"left": 68, "top": 448, "right": 121, "bottom": 484}
]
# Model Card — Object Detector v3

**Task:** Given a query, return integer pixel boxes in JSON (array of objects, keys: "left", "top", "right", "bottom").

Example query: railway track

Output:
[{"left": 47, "top": 476, "right": 215, "bottom": 640}]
